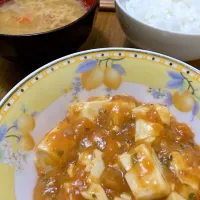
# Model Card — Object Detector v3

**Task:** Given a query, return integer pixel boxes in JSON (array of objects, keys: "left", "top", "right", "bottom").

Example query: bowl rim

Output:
[
  {"left": 115, "top": 0, "right": 200, "bottom": 37},
  {"left": 0, "top": 47, "right": 199, "bottom": 108},
  {"left": 0, "top": 0, "right": 98, "bottom": 37}
]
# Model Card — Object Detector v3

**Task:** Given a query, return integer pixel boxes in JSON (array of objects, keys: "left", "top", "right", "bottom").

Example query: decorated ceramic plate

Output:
[{"left": 0, "top": 48, "right": 200, "bottom": 200}]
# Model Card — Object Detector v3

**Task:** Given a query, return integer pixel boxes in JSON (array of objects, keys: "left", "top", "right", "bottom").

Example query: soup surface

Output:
[
  {"left": 0, "top": 0, "right": 86, "bottom": 35},
  {"left": 34, "top": 95, "right": 200, "bottom": 200}
]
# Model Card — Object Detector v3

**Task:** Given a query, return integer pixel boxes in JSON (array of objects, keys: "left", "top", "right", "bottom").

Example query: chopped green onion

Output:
[
  {"left": 188, "top": 193, "right": 197, "bottom": 200},
  {"left": 132, "top": 153, "right": 138, "bottom": 164},
  {"left": 57, "top": 150, "right": 64, "bottom": 157},
  {"left": 92, "top": 193, "right": 97, "bottom": 198}
]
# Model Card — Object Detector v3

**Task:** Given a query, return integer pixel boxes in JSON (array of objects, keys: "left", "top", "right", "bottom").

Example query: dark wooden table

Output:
[{"left": 1, "top": 11, "right": 200, "bottom": 100}]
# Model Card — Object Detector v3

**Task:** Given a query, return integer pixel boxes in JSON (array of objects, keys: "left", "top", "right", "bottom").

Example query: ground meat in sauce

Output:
[{"left": 34, "top": 95, "right": 200, "bottom": 200}]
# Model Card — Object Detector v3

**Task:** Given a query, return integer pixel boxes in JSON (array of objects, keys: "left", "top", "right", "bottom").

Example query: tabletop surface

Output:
[{"left": 1, "top": 11, "right": 200, "bottom": 100}]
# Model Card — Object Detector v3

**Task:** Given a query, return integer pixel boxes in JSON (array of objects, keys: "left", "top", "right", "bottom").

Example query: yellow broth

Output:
[{"left": 0, "top": 0, "right": 86, "bottom": 35}]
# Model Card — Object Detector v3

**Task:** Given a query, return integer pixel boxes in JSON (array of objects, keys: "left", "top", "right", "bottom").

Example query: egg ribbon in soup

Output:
[{"left": 0, "top": 0, "right": 86, "bottom": 35}]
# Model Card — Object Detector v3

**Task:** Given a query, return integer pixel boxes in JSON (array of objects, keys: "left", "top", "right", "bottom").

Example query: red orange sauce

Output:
[{"left": 34, "top": 95, "right": 200, "bottom": 200}]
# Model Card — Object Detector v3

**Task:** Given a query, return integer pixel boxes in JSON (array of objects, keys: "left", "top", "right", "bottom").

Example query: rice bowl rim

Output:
[{"left": 115, "top": 0, "right": 200, "bottom": 37}]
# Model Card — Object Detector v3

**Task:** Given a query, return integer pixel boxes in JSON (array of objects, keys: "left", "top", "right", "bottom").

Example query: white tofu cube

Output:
[
  {"left": 167, "top": 192, "right": 186, "bottom": 200},
  {"left": 170, "top": 152, "right": 199, "bottom": 191},
  {"left": 68, "top": 99, "right": 110, "bottom": 122},
  {"left": 120, "top": 193, "right": 132, "bottom": 200},
  {"left": 114, "top": 193, "right": 132, "bottom": 200},
  {"left": 155, "top": 104, "right": 170, "bottom": 125},
  {"left": 124, "top": 144, "right": 170, "bottom": 200},
  {"left": 81, "top": 183, "right": 108, "bottom": 200},
  {"left": 36, "top": 119, "right": 75, "bottom": 173},
  {"left": 132, "top": 106, "right": 150, "bottom": 117},
  {"left": 67, "top": 164, "right": 75, "bottom": 178},
  {"left": 78, "top": 151, "right": 93, "bottom": 172},
  {"left": 135, "top": 119, "right": 163, "bottom": 143},
  {"left": 88, "top": 149, "right": 105, "bottom": 183},
  {"left": 119, "top": 145, "right": 164, "bottom": 175},
  {"left": 78, "top": 149, "right": 105, "bottom": 183},
  {"left": 118, "top": 152, "right": 133, "bottom": 172}
]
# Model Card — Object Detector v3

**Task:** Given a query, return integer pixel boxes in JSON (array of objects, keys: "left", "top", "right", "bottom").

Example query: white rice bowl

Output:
[{"left": 124, "top": 0, "right": 200, "bottom": 34}]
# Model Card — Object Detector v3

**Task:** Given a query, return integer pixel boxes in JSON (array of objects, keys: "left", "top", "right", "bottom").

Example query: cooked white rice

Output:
[{"left": 123, "top": 0, "right": 200, "bottom": 34}]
